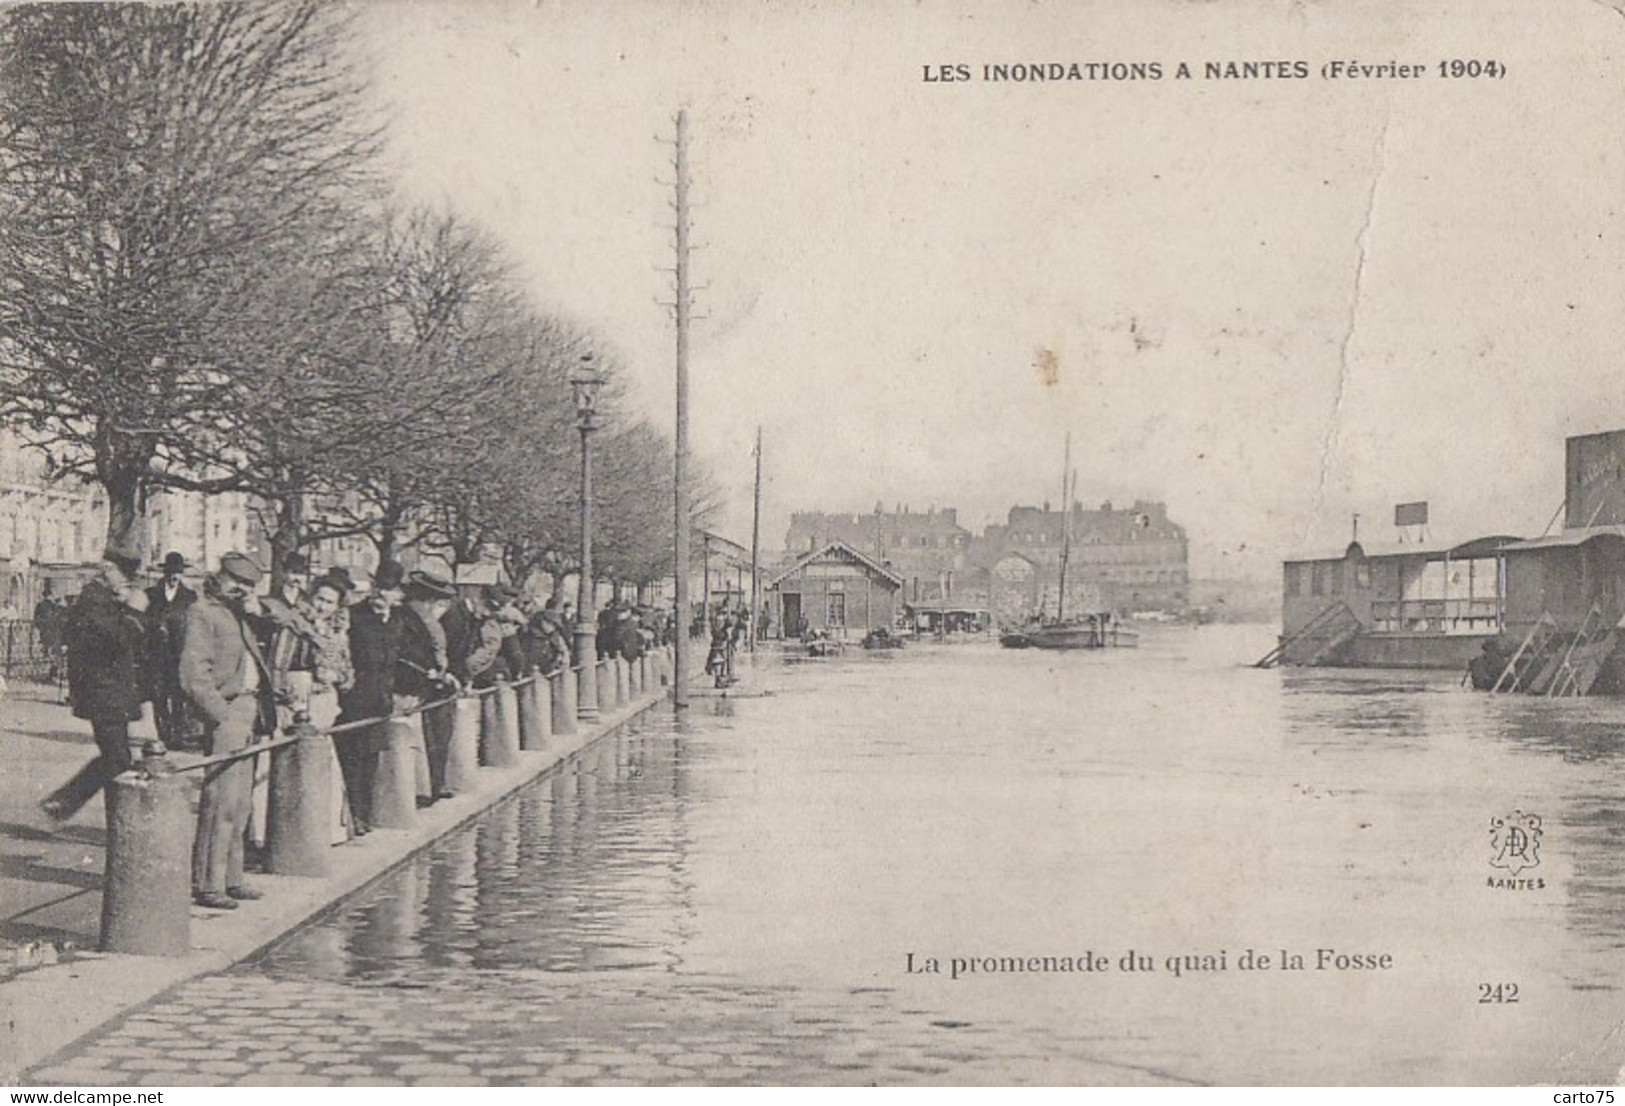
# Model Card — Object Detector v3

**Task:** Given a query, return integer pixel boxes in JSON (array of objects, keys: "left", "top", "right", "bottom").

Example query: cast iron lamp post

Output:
[{"left": 573, "top": 352, "right": 603, "bottom": 722}]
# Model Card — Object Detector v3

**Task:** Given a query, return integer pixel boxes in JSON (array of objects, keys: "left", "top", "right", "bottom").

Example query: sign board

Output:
[{"left": 1394, "top": 502, "right": 1429, "bottom": 528}]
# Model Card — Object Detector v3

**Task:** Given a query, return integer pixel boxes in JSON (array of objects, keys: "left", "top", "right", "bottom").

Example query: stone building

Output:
[
  {"left": 971, "top": 499, "right": 1189, "bottom": 622},
  {"left": 0, "top": 431, "right": 262, "bottom": 613}
]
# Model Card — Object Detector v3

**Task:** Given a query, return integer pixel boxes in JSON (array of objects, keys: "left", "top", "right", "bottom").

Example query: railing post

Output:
[
  {"left": 486, "top": 682, "right": 521, "bottom": 767},
  {"left": 614, "top": 656, "right": 630, "bottom": 706},
  {"left": 267, "top": 723, "right": 332, "bottom": 877},
  {"left": 518, "top": 676, "right": 548, "bottom": 750},
  {"left": 628, "top": 653, "right": 643, "bottom": 697},
  {"left": 446, "top": 696, "right": 482, "bottom": 792},
  {"left": 597, "top": 658, "right": 614, "bottom": 715},
  {"left": 372, "top": 717, "right": 420, "bottom": 829},
  {"left": 100, "top": 769, "right": 192, "bottom": 955},
  {"left": 553, "top": 668, "right": 578, "bottom": 736}
]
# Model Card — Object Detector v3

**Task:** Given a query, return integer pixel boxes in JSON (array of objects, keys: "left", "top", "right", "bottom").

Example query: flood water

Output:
[{"left": 44, "top": 625, "right": 1625, "bottom": 1084}]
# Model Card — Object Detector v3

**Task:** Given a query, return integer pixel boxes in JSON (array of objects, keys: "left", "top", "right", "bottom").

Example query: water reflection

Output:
[{"left": 235, "top": 627, "right": 1625, "bottom": 1083}]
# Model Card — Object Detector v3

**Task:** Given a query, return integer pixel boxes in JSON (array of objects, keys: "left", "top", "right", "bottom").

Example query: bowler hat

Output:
[
  {"left": 406, "top": 569, "right": 455, "bottom": 599},
  {"left": 281, "top": 551, "right": 309, "bottom": 575},
  {"left": 161, "top": 551, "right": 189, "bottom": 574},
  {"left": 219, "top": 552, "right": 264, "bottom": 586},
  {"left": 374, "top": 561, "right": 406, "bottom": 591}
]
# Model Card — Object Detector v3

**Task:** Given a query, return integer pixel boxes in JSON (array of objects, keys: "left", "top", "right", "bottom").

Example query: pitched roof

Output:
[{"left": 767, "top": 540, "right": 905, "bottom": 588}]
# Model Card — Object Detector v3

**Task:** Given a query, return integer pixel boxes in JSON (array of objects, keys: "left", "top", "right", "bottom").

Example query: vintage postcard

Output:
[{"left": 4, "top": 0, "right": 1625, "bottom": 1090}]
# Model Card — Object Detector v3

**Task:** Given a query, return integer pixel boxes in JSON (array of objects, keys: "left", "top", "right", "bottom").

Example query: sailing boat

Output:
[{"left": 999, "top": 435, "right": 1138, "bottom": 651}]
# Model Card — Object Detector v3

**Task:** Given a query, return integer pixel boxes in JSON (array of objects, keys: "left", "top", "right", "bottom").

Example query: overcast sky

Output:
[{"left": 359, "top": 0, "right": 1625, "bottom": 578}]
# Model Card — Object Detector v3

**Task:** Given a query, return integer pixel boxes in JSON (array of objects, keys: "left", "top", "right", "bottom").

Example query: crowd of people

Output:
[{"left": 38, "top": 549, "right": 673, "bottom": 912}]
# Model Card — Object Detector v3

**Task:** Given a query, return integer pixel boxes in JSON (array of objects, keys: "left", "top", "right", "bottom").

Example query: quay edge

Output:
[{"left": 0, "top": 669, "right": 675, "bottom": 1085}]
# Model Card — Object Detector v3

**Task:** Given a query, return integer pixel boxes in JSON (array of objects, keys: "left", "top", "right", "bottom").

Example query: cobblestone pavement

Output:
[{"left": 29, "top": 969, "right": 1173, "bottom": 1086}]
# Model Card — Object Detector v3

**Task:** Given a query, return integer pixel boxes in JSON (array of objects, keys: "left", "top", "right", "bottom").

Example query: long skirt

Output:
[{"left": 307, "top": 688, "right": 350, "bottom": 845}]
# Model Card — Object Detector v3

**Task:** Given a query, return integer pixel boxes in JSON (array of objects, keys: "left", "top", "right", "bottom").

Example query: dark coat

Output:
[
  {"left": 616, "top": 616, "right": 646, "bottom": 660},
  {"left": 64, "top": 580, "right": 148, "bottom": 723},
  {"left": 144, "top": 580, "right": 196, "bottom": 680},
  {"left": 395, "top": 602, "right": 448, "bottom": 701},
  {"left": 441, "top": 599, "right": 479, "bottom": 683},
  {"left": 496, "top": 630, "right": 530, "bottom": 682},
  {"left": 342, "top": 600, "right": 400, "bottom": 721}
]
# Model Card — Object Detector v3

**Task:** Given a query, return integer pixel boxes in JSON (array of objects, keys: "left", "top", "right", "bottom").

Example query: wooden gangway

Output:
[{"left": 1255, "top": 603, "right": 1362, "bottom": 669}]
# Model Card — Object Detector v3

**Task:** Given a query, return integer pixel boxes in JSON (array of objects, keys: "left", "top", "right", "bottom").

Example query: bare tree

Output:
[{"left": 0, "top": 1, "right": 378, "bottom": 557}]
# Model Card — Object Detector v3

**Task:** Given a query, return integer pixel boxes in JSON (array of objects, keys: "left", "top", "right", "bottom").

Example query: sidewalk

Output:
[
  {"left": 0, "top": 686, "right": 115, "bottom": 964},
  {"left": 0, "top": 665, "right": 674, "bottom": 1084}
]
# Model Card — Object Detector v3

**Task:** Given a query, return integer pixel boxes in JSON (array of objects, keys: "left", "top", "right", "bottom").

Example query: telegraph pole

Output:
[
  {"left": 672, "top": 108, "right": 693, "bottom": 708},
  {"left": 749, "top": 426, "right": 762, "bottom": 652}
]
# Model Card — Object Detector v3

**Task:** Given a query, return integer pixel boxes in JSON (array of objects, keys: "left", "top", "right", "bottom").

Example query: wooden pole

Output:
[
  {"left": 750, "top": 424, "right": 762, "bottom": 650},
  {"left": 672, "top": 108, "right": 693, "bottom": 708}
]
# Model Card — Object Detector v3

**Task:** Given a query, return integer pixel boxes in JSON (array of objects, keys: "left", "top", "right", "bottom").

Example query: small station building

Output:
[{"left": 766, "top": 540, "right": 903, "bottom": 637}]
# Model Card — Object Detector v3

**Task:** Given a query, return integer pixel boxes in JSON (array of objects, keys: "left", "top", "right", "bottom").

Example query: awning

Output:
[
  {"left": 1501, "top": 525, "right": 1625, "bottom": 552},
  {"left": 1282, "top": 535, "right": 1522, "bottom": 565}
]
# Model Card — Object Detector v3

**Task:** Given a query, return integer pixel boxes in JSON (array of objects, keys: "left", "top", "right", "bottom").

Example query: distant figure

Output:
[
  {"left": 34, "top": 584, "right": 64, "bottom": 679},
  {"left": 145, "top": 551, "right": 197, "bottom": 749},
  {"left": 706, "top": 612, "right": 737, "bottom": 687}
]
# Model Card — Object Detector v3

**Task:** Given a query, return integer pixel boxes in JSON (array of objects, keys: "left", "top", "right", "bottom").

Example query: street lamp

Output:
[{"left": 573, "top": 351, "right": 603, "bottom": 722}]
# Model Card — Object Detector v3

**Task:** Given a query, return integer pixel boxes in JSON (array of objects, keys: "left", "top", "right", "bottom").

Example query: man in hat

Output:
[
  {"left": 456, "top": 584, "right": 512, "bottom": 689},
  {"left": 180, "top": 552, "right": 275, "bottom": 910},
  {"left": 145, "top": 552, "right": 197, "bottom": 749},
  {"left": 338, "top": 561, "right": 405, "bottom": 832},
  {"left": 396, "top": 569, "right": 459, "bottom": 802},
  {"left": 40, "top": 554, "right": 154, "bottom": 823}
]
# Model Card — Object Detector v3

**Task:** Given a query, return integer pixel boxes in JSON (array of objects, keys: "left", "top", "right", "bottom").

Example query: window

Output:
[{"left": 827, "top": 592, "right": 846, "bottom": 627}]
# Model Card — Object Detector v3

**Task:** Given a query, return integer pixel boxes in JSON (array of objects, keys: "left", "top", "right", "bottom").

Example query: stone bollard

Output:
[
  {"left": 517, "top": 677, "right": 545, "bottom": 750},
  {"left": 446, "top": 696, "right": 482, "bottom": 792},
  {"left": 268, "top": 723, "right": 332, "bottom": 878},
  {"left": 101, "top": 769, "right": 192, "bottom": 956},
  {"left": 371, "top": 717, "right": 420, "bottom": 829},
  {"left": 614, "top": 656, "right": 630, "bottom": 707},
  {"left": 629, "top": 654, "right": 643, "bottom": 697},
  {"left": 552, "top": 669, "right": 578, "bottom": 736},
  {"left": 597, "top": 659, "right": 615, "bottom": 716},
  {"left": 486, "top": 682, "right": 522, "bottom": 768},
  {"left": 526, "top": 676, "right": 553, "bottom": 750}
]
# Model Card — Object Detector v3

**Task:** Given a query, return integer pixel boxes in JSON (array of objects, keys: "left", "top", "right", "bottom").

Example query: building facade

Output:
[
  {"left": 970, "top": 499, "right": 1190, "bottom": 621},
  {"left": 0, "top": 430, "right": 262, "bottom": 614}
]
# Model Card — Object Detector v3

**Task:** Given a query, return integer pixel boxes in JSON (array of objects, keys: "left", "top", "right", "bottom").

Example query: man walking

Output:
[
  {"left": 40, "top": 554, "right": 153, "bottom": 823},
  {"left": 180, "top": 553, "right": 274, "bottom": 910},
  {"left": 145, "top": 552, "right": 196, "bottom": 750}
]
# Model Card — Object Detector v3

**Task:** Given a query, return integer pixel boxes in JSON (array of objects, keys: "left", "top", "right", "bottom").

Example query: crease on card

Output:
[{"left": 1306, "top": 104, "right": 1391, "bottom": 542}]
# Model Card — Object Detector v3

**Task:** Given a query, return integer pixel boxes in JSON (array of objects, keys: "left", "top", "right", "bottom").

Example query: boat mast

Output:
[{"left": 1057, "top": 432, "right": 1072, "bottom": 622}]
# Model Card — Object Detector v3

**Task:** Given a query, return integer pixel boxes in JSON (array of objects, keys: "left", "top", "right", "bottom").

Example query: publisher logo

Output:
[{"left": 1488, "top": 811, "right": 1544, "bottom": 889}]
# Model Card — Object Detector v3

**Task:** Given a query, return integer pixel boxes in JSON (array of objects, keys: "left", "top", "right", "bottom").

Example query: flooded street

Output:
[{"left": 34, "top": 624, "right": 1625, "bottom": 1085}]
